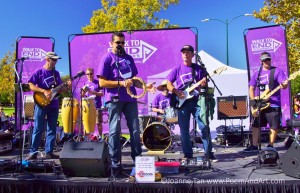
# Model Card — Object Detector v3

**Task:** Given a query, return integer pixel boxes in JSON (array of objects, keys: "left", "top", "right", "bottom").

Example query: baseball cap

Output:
[
  {"left": 260, "top": 53, "right": 271, "bottom": 61},
  {"left": 180, "top": 45, "right": 194, "bottom": 53},
  {"left": 45, "top": 52, "right": 61, "bottom": 59}
]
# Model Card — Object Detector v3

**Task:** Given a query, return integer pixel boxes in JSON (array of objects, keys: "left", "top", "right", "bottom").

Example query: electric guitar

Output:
[
  {"left": 33, "top": 71, "right": 85, "bottom": 107},
  {"left": 251, "top": 70, "right": 300, "bottom": 117},
  {"left": 175, "top": 66, "right": 227, "bottom": 109}
]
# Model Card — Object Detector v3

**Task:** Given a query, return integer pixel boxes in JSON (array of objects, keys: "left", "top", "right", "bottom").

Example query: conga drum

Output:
[
  {"left": 82, "top": 97, "right": 96, "bottom": 134},
  {"left": 61, "top": 98, "right": 79, "bottom": 134}
]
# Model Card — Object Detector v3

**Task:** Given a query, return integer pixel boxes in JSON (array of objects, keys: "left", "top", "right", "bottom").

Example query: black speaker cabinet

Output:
[
  {"left": 281, "top": 142, "right": 300, "bottom": 178},
  {"left": 60, "top": 141, "right": 111, "bottom": 177},
  {"left": 217, "top": 96, "right": 248, "bottom": 119}
]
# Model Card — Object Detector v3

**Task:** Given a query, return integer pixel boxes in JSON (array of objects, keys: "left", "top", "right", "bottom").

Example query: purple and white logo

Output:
[
  {"left": 251, "top": 38, "right": 282, "bottom": 53},
  {"left": 21, "top": 48, "right": 47, "bottom": 61}
]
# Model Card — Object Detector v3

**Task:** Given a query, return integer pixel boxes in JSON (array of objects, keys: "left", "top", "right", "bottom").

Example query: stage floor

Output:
[{"left": 0, "top": 136, "right": 300, "bottom": 193}]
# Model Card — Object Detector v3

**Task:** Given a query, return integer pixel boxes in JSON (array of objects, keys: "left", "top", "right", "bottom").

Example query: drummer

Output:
[
  {"left": 81, "top": 68, "right": 104, "bottom": 139},
  {"left": 151, "top": 80, "right": 172, "bottom": 122}
]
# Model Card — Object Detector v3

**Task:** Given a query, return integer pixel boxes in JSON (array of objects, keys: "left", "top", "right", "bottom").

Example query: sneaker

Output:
[
  {"left": 25, "top": 153, "right": 37, "bottom": 160},
  {"left": 243, "top": 145, "right": 259, "bottom": 153},
  {"left": 111, "top": 161, "right": 123, "bottom": 170},
  {"left": 267, "top": 144, "right": 274, "bottom": 148},
  {"left": 44, "top": 152, "right": 60, "bottom": 159}
]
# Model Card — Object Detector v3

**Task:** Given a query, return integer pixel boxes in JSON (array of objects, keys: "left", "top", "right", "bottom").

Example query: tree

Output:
[
  {"left": 253, "top": 0, "right": 300, "bottom": 95},
  {"left": 0, "top": 51, "right": 15, "bottom": 105},
  {"left": 82, "top": 0, "right": 179, "bottom": 33}
]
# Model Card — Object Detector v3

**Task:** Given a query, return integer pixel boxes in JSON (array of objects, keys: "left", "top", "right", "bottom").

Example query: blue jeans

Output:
[
  {"left": 177, "top": 98, "right": 212, "bottom": 158},
  {"left": 107, "top": 101, "right": 141, "bottom": 164},
  {"left": 30, "top": 105, "right": 59, "bottom": 155}
]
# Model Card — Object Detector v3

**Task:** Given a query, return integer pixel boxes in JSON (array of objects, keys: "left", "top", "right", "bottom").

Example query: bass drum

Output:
[{"left": 142, "top": 122, "right": 171, "bottom": 151}]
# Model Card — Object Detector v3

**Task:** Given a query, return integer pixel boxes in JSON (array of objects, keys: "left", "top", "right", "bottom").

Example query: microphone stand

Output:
[
  {"left": 243, "top": 65, "right": 265, "bottom": 168},
  {"left": 185, "top": 53, "right": 234, "bottom": 177},
  {"left": 13, "top": 57, "right": 35, "bottom": 178}
]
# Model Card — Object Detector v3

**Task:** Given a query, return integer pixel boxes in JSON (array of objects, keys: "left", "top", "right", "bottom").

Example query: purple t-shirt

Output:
[
  {"left": 249, "top": 67, "right": 287, "bottom": 107},
  {"left": 166, "top": 63, "right": 207, "bottom": 90},
  {"left": 28, "top": 68, "right": 63, "bottom": 109},
  {"left": 97, "top": 52, "right": 138, "bottom": 103},
  {"left": 83, "top": 79, "right": 103, "bottom": 108},
  {"left": 152, "top": 93, "right": 172, "bottom": 114}
]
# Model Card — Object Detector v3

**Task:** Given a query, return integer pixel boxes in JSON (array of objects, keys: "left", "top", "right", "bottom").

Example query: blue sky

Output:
[{"left": 0, "top": 0, "right": 269, "bottom": 75}]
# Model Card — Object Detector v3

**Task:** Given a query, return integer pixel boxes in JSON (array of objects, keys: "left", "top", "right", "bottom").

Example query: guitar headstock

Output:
[
  {"left": 289, "top": 70, "right": 300, "bottom": 80},
  {"left": 212, "top": 66, "right": 227, "bottom": 75}
]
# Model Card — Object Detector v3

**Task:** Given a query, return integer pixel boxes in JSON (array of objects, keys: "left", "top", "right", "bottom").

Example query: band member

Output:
[
  {"left": 151, "top": 80, "right": 172, "bottom": 121},
  {"left": 97, "top": 32, "right": 155, "bottom": 168},
  {"left": 166, "top": 45, "right": 215, "bottom": 160},
  {"left": 26, "top": 52, "right": 71, "bottom": 160},
  {"left": 294, "top": 94, "right": 300, "bottom": 118},
  {"left": 244, "top": 52, "right": 288, "bottom": 152},
  {"left": 81, "top": 68, "right": 104, "bottom": 138}
]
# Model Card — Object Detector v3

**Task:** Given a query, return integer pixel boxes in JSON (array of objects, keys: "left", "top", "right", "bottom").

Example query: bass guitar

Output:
[
  {"left": 251, "top": 70, "right": 300, "bottom": 117},
  {"left": 175, "top": 66, "right": 227, "bottom": 109},
  {"left": 33, "top": 71, "right": 85, "bottom": 107}
]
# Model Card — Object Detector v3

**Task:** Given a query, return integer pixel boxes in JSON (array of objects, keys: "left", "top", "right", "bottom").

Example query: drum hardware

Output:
[{"left": 164, "top": 107, "right": 178, "bottom": 124}]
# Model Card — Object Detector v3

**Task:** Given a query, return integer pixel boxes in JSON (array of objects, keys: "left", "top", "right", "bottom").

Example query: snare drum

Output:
[
  {"left": 165, "top": 107, "right": 178, "bottom": 124},
  {"left": 61, "top": 98, "right": 79, "bottom": 134},
  {"left": 82, "top": 97, "right": 97, "bottom": 134},
  {"left": 142, "top": 122, "right": 171, "bottom": 151}
]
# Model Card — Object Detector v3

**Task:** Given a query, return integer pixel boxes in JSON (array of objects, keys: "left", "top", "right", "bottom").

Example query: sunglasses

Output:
[
  {"left": 86, "top": 73, "right": 93, "bottom": 75},
  {"left": 51, "top": 58, "right": 58, "bottom": 61},
  {"left": 262, "top": 58, "right": 271, "bottom": 62},
  {"left": 114, "top": 41, "right": 125, "bottom": 45}
]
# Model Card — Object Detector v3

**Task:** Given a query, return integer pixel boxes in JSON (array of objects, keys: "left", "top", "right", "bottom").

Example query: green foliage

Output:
[
  {"left": 253, "top": 0, "right": 300, "bottom": 95},
  {"left": 82, "top": 0, "right": 179, "bottom": 33},
  {"left": 0, "top": 51, "right": 15, "bottom": 105}
]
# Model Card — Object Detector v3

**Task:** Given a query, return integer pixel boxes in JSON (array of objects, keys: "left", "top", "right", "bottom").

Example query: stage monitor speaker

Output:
[
  {"left": 281, "top": 141, "right": 300, "bottom": 178},
  {"left": 217, "top": 95, "right": 248, "bottom": 119},
  {"left": 60, "top": 141, "right": 111, "bottom": 177}
]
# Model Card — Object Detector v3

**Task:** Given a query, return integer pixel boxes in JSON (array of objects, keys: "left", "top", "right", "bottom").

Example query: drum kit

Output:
[{"left": 140, "top": 106, "right": 180, "bottom": 153}]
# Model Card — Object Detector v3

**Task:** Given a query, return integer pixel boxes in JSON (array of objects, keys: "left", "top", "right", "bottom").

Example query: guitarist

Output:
[
  {"left": 166, "top": 45, "right": 215, "bottom": 160},
  {"left": 244, "top": 52, "right": 288, "bottom": 152},
  {"left": 26, "top": 52, "right": 71, "bottom": 160}
]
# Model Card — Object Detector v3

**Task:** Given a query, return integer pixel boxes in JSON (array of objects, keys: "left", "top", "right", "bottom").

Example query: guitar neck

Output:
[
  {"left": 51, "top": 82, "right": 66, "bottom": 93},
  {"left": 186, "top": 72, "right": 217, "bottom": 93},
  {"left": 263, "top": 77, "right": 291, "bottom": 99}
]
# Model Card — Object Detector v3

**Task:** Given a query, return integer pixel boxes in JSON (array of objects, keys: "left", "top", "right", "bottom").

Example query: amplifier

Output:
[
  {"left": 217, "top": 96, "right": 248, "bottom": 119},
  {"left": 0, "top": 132, "right": 13, "bottom": 155}
]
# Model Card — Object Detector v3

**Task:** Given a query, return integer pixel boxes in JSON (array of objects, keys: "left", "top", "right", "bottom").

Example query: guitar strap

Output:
[{"left": 269, "top": 67, "right": 276, "bottom": 90}]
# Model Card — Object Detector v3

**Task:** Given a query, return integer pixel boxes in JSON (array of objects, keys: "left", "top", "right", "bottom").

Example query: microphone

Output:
[
  {"left": 73, "top": 70, "right": 85, "bottom": 79},
  {"left": 195, "top": 52, "right": 205, "bottom": 67},
  {"left": 233, "top": 97, "right": 237, "bottom": 109},
  {"left": 116, "top": 45, "right": 125, "bottom": 55},
  {"left": 18, "top": 56, "right": 29, "bottom": 61}
]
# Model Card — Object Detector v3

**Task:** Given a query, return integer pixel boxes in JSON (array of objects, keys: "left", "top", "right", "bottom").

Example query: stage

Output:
[{"left": 0, "top": 135, "right": 299, "bottom": 193}]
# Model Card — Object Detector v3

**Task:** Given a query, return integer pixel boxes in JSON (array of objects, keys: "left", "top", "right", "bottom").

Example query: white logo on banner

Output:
[
  {"left": 109, "top": 40, "right": 157, "bottom": 63},
  {"left": 251, "top": 38, "right": 282, "bottom": 53},
  {"left": 21, "top": 48, "right": 47, "bottom": 61}
]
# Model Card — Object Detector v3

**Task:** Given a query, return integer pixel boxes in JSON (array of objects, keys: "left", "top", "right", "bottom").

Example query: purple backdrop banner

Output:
[
  {"left": 69, "top": 28, "right": 197, "bottom": 134},
  {"left": 15, "top": 37, "right": 54, "bottom": 130},
  {"left": 244, "top": 25, "right": 290, "bottom": 127}
]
